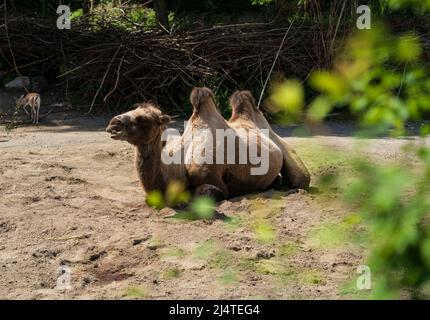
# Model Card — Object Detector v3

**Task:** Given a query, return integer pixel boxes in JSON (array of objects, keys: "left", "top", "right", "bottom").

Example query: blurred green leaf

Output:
[
  {"left": 307, "top": 96, "right": 332, "bottom": 122},
  {"left": 396, "top": 35, "right": 422, "bottom": 62},
  {"left": 420, "top": 124, "right": 430, "bottom": 136},
  {"left": 270, "top": 80, "right": 304, "bottom": 116},
  {"left": 165, "top": 181, "right": 190, "bottom": 206},
  {"left": 146, "top": 190, "right": 164, "bottom": 209},
  {"left": 310, "top": 71, "right": 346, "bottom": 98},
  {"left": 421, "top": 238, "right": 430, "bottom": 268},
  {"left": 190, "top": 196, "right": 215, "bottom": 219}
]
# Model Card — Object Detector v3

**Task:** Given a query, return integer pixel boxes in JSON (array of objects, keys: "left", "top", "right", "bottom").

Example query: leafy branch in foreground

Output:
[{"left": 269, "top": 21, "right": 430, "bottom": 298}]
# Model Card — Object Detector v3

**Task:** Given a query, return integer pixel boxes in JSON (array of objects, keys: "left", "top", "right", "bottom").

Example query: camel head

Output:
[
  {"left": 229, "top": 90, "right": 260, "bottom": 121},
  {"left": 190, "top": 87, "right": 218, "bottom": 113},
  {"left": 106, "top": 103, "right": 170, "bottom": 145}
]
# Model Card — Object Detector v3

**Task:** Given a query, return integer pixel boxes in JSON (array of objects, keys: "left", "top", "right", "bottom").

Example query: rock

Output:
[
  {"left": 4, "top": 75, "right": 48, "bottom": 92},
  {"left": 147, "top": 242, "right": 164, "bottom": 250},
  {"left": 256, "top": 250, "right": 276, "bottom": 259},
  {"left": 228, "top": 245, "right": 242, "bottom": 252},
  {"left": 88, "top": 250, "right": 106, "bottom": 262},
  {"left": 132, "top": 235, "right": 151, "bottom": 246},
  {"left": 133, "top": 239, "right": 143, "bottom": 246},
  {"left": 5, "top": 76, "right": 31, "bottom": 89},
  {"left": 32, "top": 249, "right": 60, "bottom": 259}
]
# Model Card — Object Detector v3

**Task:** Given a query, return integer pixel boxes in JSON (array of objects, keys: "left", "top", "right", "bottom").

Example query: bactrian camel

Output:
[{"left": 106, "top": 87, "right": 309, "bottom": 202}]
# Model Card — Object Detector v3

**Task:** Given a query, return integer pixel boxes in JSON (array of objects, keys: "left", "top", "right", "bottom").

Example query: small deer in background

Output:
[{"left": 15, "top": 92, "right": 41, "bottom": 124}]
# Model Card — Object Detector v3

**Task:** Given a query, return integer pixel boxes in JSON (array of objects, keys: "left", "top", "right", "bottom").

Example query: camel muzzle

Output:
[{"left": 106, "top": 117, "right": 125, "bottom": 140}]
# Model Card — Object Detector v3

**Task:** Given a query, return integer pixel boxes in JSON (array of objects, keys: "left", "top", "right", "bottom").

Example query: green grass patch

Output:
[
  {"left": 255, "top": 259, "right": 293, "bottom": 276},
  {"left": 307, "top": 213, "right": 365, "bottom": 249},
  {"left": 224, "top": 215, "right": 245, "bottom": 231},
  {"left": 252, "top": 219, "right": 277, "bottom": 243},
  {"left": 194, "top": 240, "right": 216, "bottom": 259},
  {"left": 160, "top": 247, "right": 186, "bottom": 258},
  {"left": 218, "top": 268, "right": 238, "bottom": 286},
  {"left": 297, "top": 269, "right": 325, "bottom": 285},
  {"left": 339, "top": 279, "right": 374, "bottom": 299},
  {"left": 163, "top": 267, "right": 183, "bottom": 279},
  {"left": 279, "top": 242, "right": 299, "bottom": 257},
  {"left": 208, "top": 250, "right": 236, "bottom": 270},
  {"left": 123, "top": 287, "right": 147, "bottom": 299}
]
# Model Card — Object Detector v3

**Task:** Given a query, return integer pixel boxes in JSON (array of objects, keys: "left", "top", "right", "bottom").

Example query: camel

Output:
[
  {"left": 228, "top": 90, "right": 311, "bottom": 189},
  {"left": 105, "top": 87, "right": 284, "bottom": 201},
  {"left": 185, "top": 87, "right": 283, "bottom": 199}
]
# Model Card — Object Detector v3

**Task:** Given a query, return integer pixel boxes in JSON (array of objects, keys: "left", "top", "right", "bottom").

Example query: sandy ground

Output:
[{"left": 0, "top": 111, "right": 426, "bottom": 300}]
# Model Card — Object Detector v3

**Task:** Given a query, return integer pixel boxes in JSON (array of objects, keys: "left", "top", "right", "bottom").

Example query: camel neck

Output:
[
  {"left": 135, "top": 136, "right": 165, "bottom": 194},
  {"left": 197, "top": 100, "right": 221, "bottom": 119}
]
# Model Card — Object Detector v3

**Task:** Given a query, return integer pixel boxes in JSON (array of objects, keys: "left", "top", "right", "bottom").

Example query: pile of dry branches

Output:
[{"left": 0, "top": 17, "right": 336, "bottom": 113}]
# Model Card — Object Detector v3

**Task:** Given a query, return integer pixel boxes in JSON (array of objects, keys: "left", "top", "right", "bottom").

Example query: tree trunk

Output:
[
  {"left": 82, "top": 0, "right": 94, "bottom": 16},
  {"left": 153, "top": 0, "right": 169, "bottom": 29},
  {"left": 8, "top": 0, "right": 16, "bottom": 11}
]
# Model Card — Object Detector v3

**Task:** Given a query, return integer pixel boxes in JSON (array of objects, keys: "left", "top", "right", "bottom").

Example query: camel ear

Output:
[
  {"left": 132, "top": 103, "right": 143, "bottom": 109},
  {"left": 229, "top": 91, "right": 243, "bottom": 109},
  {"left": 159, "top": 114, "right": 171, "bottom": 125}
]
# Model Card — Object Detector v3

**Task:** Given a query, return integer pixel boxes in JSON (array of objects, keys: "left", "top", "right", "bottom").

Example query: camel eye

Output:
[{"left": 135, "top": 116, "right": 152, "bottom": 127}]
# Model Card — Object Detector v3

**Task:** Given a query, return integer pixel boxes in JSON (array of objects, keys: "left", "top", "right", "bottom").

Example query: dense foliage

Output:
[{"left": 7, "top": 0, "right": 430, "bottom": 20}]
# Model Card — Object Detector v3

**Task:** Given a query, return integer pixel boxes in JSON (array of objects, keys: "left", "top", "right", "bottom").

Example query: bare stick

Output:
[
  {"left": 60, "top": 36, "right": 71, "bottom": 104},
  {"left": 257, "top": 20, "right": 294, "bottom": 109},
  {"left": 103, "top": 55, "right": 125, "bottom": 103},
  {"left": 87, "top": 43, "right": 122, "bottom": 113},
  {"left": 329, "top": 0, "right": 346, "bottom": 53},
  {"left": 3, "top": 0, "right": 28, "bottom": 93}
]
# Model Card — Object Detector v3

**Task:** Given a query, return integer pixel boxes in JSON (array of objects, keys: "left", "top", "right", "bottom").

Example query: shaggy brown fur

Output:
[
  {"left": 229, "top": 90, "right": 311, "bottom": 189},
  {"left": 106, "top": 103, "right": 187, "bottom": 195}
]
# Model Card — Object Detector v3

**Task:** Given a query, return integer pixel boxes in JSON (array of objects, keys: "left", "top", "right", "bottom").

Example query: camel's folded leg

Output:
[
  {"left": 272, "top": 134, "right": 311, "bottom": 190},
  {"left": 194, "top": 184, "right": 227, "bottom": 201}
]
